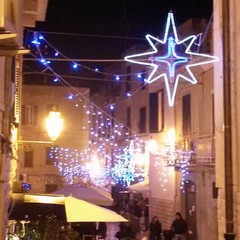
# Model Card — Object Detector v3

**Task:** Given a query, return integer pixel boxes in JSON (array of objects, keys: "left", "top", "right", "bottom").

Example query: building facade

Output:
[
  {"left": 0, "top": 0, "right": 48, "bottom": 238},
  {"left": 214, "top": 1, "right": 240, "bottom": 239},
  {"left": 18, "top": 85, "right": 90, "bottom": 193},
  {"left": 109, "top": 17, "right": 218, "bottom": 239}
]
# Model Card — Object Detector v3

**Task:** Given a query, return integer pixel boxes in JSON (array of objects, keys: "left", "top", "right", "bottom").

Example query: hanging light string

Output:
[
  {"left": 29, "top": 46, "right": 132, "bottom": 136},
  {"left": 26, "top": 31, "right": 153, "bottom": 103},
  {"left": 25, "top": 14, "right": 214, "bottom": 185},
  {"left": 27, "top": 31, "right": 150, "bottom": 111},
  {"left": 25, "top": 28, "right": 145, "bottom": 41},
  {"left": 27, "top": 32, "right": 146, "bottom": 187},
  {"left": 24, "top": 13, "right": 214, "bottom": 80},
  {"left": 25, "top": 30, "right": 152, "bottom": 81}
]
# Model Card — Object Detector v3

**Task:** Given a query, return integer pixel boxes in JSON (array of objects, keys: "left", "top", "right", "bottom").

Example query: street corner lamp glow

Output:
[{"left": 45, "top": 111, "right": 64, "bottom": 142}]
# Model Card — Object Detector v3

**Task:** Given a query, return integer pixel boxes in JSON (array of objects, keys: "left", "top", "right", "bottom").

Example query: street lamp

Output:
[{"left": 45, "top": 111, "right": 64, "bottom": 142}]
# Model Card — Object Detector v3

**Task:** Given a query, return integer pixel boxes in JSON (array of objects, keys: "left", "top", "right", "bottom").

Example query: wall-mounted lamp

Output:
[{"left": 45, "top": 111, "right": 64, "bottom": 142}]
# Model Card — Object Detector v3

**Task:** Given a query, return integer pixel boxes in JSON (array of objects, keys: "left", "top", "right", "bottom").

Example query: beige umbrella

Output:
[
  {"left": 128, "top": 179, "right": 149, "bottom": 192},
  {"left": 9, "top": 193, "right": 127, "bottom": 223},
  {"left": 52, "top": 183, "right": 113, "bottom": 206},
  {"left": 65, "top": 196, "right": 127, "bottom": 222}
]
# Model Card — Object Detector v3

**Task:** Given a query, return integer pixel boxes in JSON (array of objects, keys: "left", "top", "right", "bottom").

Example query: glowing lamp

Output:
[{"left": 45, "top": 111, "right": 64, "bottom": 142}]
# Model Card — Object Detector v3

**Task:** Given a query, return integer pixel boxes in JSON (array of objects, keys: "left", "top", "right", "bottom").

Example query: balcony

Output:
[
  {"left": 164, "top": 135, "right": 215, "bottom": 167},
  {"left": 192, "top": 135, "right": 215, "bottom": 165}
]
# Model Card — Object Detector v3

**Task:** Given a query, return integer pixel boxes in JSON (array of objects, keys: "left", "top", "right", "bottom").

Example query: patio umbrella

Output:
[
  {"left": 9, "top": 193, "right": 66, "bottom": 220},
  {"left": 52, "top": 183, "right": 113, "bottom": 206},
  {"left": 65, "top": 196, "right": 127, "bottom": 222},
  {"left": 9, "top": 193, "right": 127, "bottom": 223},
  {"left": 128, "top": 179, "right": 149, "bottom": 192}
]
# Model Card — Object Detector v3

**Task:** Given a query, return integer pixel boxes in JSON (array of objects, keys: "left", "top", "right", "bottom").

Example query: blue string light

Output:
[{"left": 72, "top": 63, "right": 78, "bottom": 69}]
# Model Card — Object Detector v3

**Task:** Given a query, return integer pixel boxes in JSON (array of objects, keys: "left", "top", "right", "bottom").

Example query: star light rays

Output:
[{"left": 124, "top": 12, "right": 219, "bottom": 107}]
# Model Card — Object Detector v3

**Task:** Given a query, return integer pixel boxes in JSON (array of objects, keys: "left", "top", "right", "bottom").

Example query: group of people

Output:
[
  {"left": 115, "top": 199, "right": 143, "bottom": 239},
  {"left": 114, "top": 193, "right": 188, "bottom": 240},
  {"left": 148, "top": 212, "right": 187, "bottom": 240}
]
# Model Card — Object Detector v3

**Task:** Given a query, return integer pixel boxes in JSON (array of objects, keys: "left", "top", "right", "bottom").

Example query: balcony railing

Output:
[
  {"left": 164, "top": 135, "right": 215, "bottom": 167},
  {"left": 192, "top": 135, "right": 215, "bottom": 165}
]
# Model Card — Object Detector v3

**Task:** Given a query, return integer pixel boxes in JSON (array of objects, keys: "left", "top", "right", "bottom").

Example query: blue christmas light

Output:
[
  {"left": 40, "top": 59, "right": 50, "bottom": 65},
  {"left": 31, "top": 39, "right": 41, "bottom": 45},
  {"left": 153, "top": 37, "right": 188, "bottom": 77},
  {"left": 115, "top": 75, "right": 120, "bottom": 81},
  {"left": 137, "top": 73, "right": 142, "bottom": 78},
  {"left": 126, "top": 92, "right": 132, "bottom": 98},
  {"left": 72, "top": 63, "right": 78, "bottom": 69},
  {"left": 109, "top": 104, "right": 115, "bottom": 111},
  {"left": 68, "top": 94, "right": 73, "bottom": 100}
]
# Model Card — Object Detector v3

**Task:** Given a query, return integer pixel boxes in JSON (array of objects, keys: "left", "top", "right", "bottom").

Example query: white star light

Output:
[{"left": 124, "top": 12, "right": 219, "bottom": 106}]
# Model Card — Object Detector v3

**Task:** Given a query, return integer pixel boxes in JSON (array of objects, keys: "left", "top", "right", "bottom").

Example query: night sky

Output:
[
  {"left": 32, "top": 0, "right": 213, "bottom": 59},
  {"left": 24, "top": 0, "right": 213, "bottom": 91}
]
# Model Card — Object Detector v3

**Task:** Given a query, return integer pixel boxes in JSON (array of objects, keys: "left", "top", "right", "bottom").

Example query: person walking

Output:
[
  {"left": 149, "top": 216, "right": 162, "bottom": 240},
  {"left": 171, "top": 212, "right": 187, "bottom": 240}
]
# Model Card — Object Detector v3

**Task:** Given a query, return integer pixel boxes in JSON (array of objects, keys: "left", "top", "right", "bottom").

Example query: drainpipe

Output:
[{"left": 222, "top": 0, "right": 235, "bottom": 239}]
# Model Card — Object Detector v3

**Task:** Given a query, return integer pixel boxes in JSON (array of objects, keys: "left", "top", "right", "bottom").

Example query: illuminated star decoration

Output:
[
  {"left": 111, "top": 141, "right": 136, "bottom": 186},
  {"left": 124, "top": 12, "right": 219, "bottom": 106}
]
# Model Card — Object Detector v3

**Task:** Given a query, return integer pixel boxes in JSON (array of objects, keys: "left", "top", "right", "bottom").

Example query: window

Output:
[
  {"left": 139, "top": 106, "right": 146, "bottom": 133},
  {"left": 149, "top": 91, "right": 164, "bottom": 133},
  {"left": 24, "top": 151, "right": 33, "bottom": 168},
  {"left": 21, "top": 105, "right": 38, "bottom": 125},
  {"left": 182, "top": 94, "right": 191, "bottom": 136},
  {"left": 45, "top": 184, "right": 58, "bottom": 193}
]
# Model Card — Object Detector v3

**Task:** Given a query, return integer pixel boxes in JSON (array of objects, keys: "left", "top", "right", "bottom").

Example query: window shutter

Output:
[
  {"left": 149, "top": 93, "right": 159, "bottom": 133},
  {"left": 21, "top": 105, "right": 25, "bottom": 125}
]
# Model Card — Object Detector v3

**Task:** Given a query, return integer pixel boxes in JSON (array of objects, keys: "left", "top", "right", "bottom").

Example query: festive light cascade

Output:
[
  {"left": 28, "top": 32, "right": 147, "bottom": 186},
  {"left": 124, "top": 12, "right": 219, "bottom": 106},
  {"left": 153, "top": 156, "right": 165, "bottom": 192},
  {"left": 49, "top": 139, "right": 146, "bottom": 186},
  {"left": 163, "top": 147, "right": 191, "bottom": 191},
  {"left": 28, "top": 32, "right": 140, "bottom": 143},
  {"left": 178, "top": 150, "right": 191, "bottom": 191},
  {"left": 49, "top": 147, "right": 91, "bottom": 184}
]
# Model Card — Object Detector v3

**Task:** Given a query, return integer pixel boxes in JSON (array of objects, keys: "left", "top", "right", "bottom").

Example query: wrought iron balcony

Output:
[{"left": 163, "top": 135, "right": 215, "bottom": 167}]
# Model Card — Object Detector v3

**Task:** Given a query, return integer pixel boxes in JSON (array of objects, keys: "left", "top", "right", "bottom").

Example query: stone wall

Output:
[{"left": 149, "top": 196, "right": 174, "bottom": 231}]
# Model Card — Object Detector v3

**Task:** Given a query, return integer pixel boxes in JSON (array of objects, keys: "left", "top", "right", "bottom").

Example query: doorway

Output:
[{"left": 184, "top": 180, "right": 197, "bottom": 240}]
